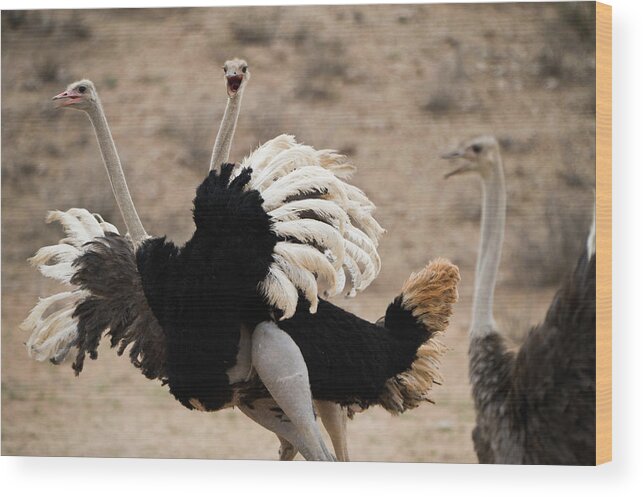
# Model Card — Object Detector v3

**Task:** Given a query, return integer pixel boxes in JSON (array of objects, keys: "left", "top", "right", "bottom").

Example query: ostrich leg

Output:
[
  {"left": 239, "top": 400, "right": 318, "bottom": 461},
  {"left": 277, "top": 436, "right": 298, "bottom": 461},
  {"left": 251, "top": 321, "right": 335, "bottom": 461},
  {"left": 316, "top": 400, "right": 349, "bottom": 461},
  {"left": 276, "top": 401, "right": 350, "bottom": 461}
]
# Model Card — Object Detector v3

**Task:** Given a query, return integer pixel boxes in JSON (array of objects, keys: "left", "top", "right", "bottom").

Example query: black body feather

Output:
[
  {"left": 70, "top": 164, "right": 454, "bottom": 413},
  {"left": 135, "top": 165, "right": 276, "bottom": 410},
  {"left": 278, "top": 297, "right": 432, "bottom": 409}
]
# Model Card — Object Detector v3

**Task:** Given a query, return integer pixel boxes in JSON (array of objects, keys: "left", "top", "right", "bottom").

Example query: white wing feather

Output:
[
  {"left": 240, "top": 135, "right": 385, "bottom": 316},
  {"left": 261, "top": 167, "right": 349, "bottom": 212},
  {"left": 258, "top": 264, "right": 300, "bottom": 320},
  {"left": 273, "top": 242, "right": 338, "bottom": 292},
  {"left": 273, "top": 219, "right": 346, "bottom": 269},
  {"left": 269, "top": 199, "right": 349, "bottom": 229},
  {"left": 22, "top": 208, "right": 119, "bottom": 363}
]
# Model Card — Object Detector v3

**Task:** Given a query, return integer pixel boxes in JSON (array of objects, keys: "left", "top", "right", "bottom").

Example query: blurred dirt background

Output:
[{"left": 1, "top": 3, "right": 595, "bottom": 462}]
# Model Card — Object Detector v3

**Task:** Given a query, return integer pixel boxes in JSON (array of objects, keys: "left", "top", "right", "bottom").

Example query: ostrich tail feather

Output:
[{"left": 379, "top": 258, "right": 460, "bottom": 413}]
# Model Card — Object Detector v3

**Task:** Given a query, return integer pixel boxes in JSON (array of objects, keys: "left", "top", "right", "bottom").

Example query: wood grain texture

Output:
[{"left": 595, "top": 1, "right": 612, "bottom": 466}]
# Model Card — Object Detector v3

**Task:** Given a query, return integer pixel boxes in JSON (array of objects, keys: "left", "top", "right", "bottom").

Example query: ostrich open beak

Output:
[
  {"left": 441, "top": 149, "right": 472, "bottom": 179},
  {"left": 226, "top": 75, "right": 244, "bottom": 98},
  {"left": 52, "top": 89, "right": 82, "bottom": 108}
]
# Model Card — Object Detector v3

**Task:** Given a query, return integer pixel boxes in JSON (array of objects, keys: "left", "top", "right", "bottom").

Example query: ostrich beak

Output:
[
  {"left": 52, "top": 89, "right": 81, "bottom": 107},
  {"left": 441, "top": 149, "right": 471, "bottom": 179},
  {"left": 226, "top": 75, "right": 244, "bottom": 98},
  {"left": 440, "top": 149, "right": 464, "bottom": 160}
]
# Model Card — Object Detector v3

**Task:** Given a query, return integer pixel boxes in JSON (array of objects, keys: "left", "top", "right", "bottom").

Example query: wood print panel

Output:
[{"left": 1, "top": 2, "right": 604, "bottom": 463}]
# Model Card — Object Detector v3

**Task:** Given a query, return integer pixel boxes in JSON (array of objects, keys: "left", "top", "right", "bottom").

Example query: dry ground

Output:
[{"left": 1, "top": 3, "right": 595, "bottom": 462}]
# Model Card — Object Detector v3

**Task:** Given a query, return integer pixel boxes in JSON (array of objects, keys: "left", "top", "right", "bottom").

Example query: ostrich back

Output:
[
  {"left": 516, "top": 251, "right": 596, "bottom": 464},
  {"left": 277, "top": 297, "right": 432, "bottom": 410},
  {"left": 136, "top": 165, "right": 277, "bottom": 411},
  {"left": 471, "top": 251, "right": 596, "bottom": 465},
  {"left": 67, "top": 164, "right": 457, "bottom": 415}
]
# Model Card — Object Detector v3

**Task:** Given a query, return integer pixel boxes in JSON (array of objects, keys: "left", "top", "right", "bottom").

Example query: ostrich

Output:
[
  {"left": 32, "top": 78, "right": 375, "bottom": 461},
  {"left": 210, "top": 58, "right": 248, "bottom": 171},
  {"left": 442, "top": 135, "right": 596, "bottom": 465},
  {"left": 211, "top": 58, "right": 351, "bottom": 461},
  {"left": 22, "top": 80, "right": 459, "bottom": 461}
]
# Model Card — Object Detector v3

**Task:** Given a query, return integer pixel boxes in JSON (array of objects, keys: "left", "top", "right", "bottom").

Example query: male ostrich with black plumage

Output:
[
  {"left": 23, "top": 79, "right": 460, "bottom": 461},
  {"left": 211, "top": 58, "right": 352, "bottom": 461},
  {"left": 443, "top": 135, "right": 596, "bottom": 465}
]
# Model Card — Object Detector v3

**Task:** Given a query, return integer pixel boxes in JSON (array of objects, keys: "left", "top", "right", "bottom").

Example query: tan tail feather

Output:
[
  {"left": 380, "top": 258, "right": 460, "bottom": 414},
  {"left": 401, "top": 258, "right": 460, "bottom": 335}
]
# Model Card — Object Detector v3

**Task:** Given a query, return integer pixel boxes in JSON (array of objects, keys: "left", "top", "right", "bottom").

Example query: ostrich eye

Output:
[
  {"left": 78, "top": 85, "right": 87, "bottom": 94},
  {"left": 223, "top": 67, "right": 227, "bottom": 73},
  {"left": 242, "top": 66, "right": 247, "bottom": 73},
  {"left": 471, "top": 144, "right": 482, "bottom": 153}
]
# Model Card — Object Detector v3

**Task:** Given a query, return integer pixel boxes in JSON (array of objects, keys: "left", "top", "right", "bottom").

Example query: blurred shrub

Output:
[
  {"left": 536, "top": 3, "right": 595, "bottom": 84},
  {"left": 422, "top": 90, "right": 456, "bottom": 116},
  {"left": 296, "top": 37, "right": 348, "bottom": 101},
  {"left": 231, "top": 13, "right": 280, "bottom": 46},
  {"left": 59, "top": 13, "right": 92, "bottom": 40},
  {"left": 512, "top": 195, "right": 591, "bottom": 287},
  {"left": 2, "top": 10, "right": 91, "bottom": 41}
]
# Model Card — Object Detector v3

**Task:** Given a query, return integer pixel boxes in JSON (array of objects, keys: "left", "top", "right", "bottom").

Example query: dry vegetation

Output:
[{"left": 2, "top": 3, "right": 595, "bottom": 461}]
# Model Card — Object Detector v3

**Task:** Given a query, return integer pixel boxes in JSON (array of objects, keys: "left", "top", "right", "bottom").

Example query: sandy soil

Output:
[{"left": 1, "top": 3, "right": 595, "bottom": 461}]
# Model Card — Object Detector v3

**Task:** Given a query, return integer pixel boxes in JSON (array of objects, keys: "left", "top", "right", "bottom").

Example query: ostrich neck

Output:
[
  {"left": 470, "top": 159, "right": 506, "bottom": 336},
  {"left": 86, "top": 102, "right": 147, "bottom": 244},
  {"left": 209, "top": 90, "right": 243, "bottom": 172}
]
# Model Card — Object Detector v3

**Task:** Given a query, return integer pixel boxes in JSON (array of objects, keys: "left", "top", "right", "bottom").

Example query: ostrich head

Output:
[
  {"left": 52, "top": 79, "right": 98, "bottom": 111},
  {"left": 442, "top": 135, "right": 500, "bottom": 179},
  {"left": 222, "top": 58, "right": 250, "bottom": 98}
]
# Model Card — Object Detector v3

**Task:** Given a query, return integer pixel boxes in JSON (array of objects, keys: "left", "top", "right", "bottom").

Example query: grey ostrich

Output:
[{"left": 443, "top": 135, "right": 596, "bottom": 465}]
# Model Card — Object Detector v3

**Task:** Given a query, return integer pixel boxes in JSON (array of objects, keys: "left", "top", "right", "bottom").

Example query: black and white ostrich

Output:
[
  {"left": 443, "top": 135, "right": 596, "bottom": 465},
  {"left": 22, "top": 80, "right": 460, "bottom": 461},
  {"left": 212, "top": 58, "right": 354, "bottom": 461}
]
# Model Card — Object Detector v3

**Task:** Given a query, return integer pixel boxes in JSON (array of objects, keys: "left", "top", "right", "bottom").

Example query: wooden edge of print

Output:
[{"left": 595, "top": 1, "right": 612, "bottom": 466}]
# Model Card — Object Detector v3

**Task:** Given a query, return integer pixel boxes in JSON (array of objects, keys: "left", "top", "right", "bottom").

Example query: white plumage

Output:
[
  {"left": 21, "top": 209, "right": 120, "bottom": 363},
  {"left": 239, "top": 134, "right": 384, "bottom": 318}
]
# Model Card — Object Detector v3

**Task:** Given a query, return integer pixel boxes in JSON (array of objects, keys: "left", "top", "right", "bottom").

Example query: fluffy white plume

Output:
[
  {"left": 344, "top": 239, "right": 377, "bottom": 291},
  {"left": 273, "top": 219, "right": 346, "bottom": 269},
  {"left": 23, "top": 294, "right": 81, "bottom": 363},
  {"left": 258, "top": 264, "right": 300, "bottom": 320},
  {"left": 269, "top": 199, "right": 349, "bottom": 230},
  {"left": 341, "top": 253, "right": 362, "bottom": 297},
  {"left": 22, "top": 208, "right": 117, "bottom": 363},
  {"left": 241, "top": 134, "right": 384, "bottom": 317},
  {"left": 273, "top": 242, "right": 338, "bottom": 291},
  {"left": 331, "top": 265, "right": 347, "bottom": 297},
  {"left": 21, "top": 291, "right": 78, "bottom": 334},
  {"left": 249, "top": 146, "right": 321, "bottom": 191},
  {"left": 315, "top": 149, "right": 355, "bottom": 179},
  {"left": 344, "top": 224, "right": 382, "bottom": 275},
  {"left": 29, "top": 243, "right": 79, "bottom": 267},
  {"left": 261, "top": 167, "right": 349, "bottom": 212},
  {"left": 272, "top": 254, "right": 319, "bottom": 313},
  {"left": 346, "top": 202, "right": 385, "bottom": 242},
  {"left": 240, "top": 134, "right": 298, "bottom": 174}
]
